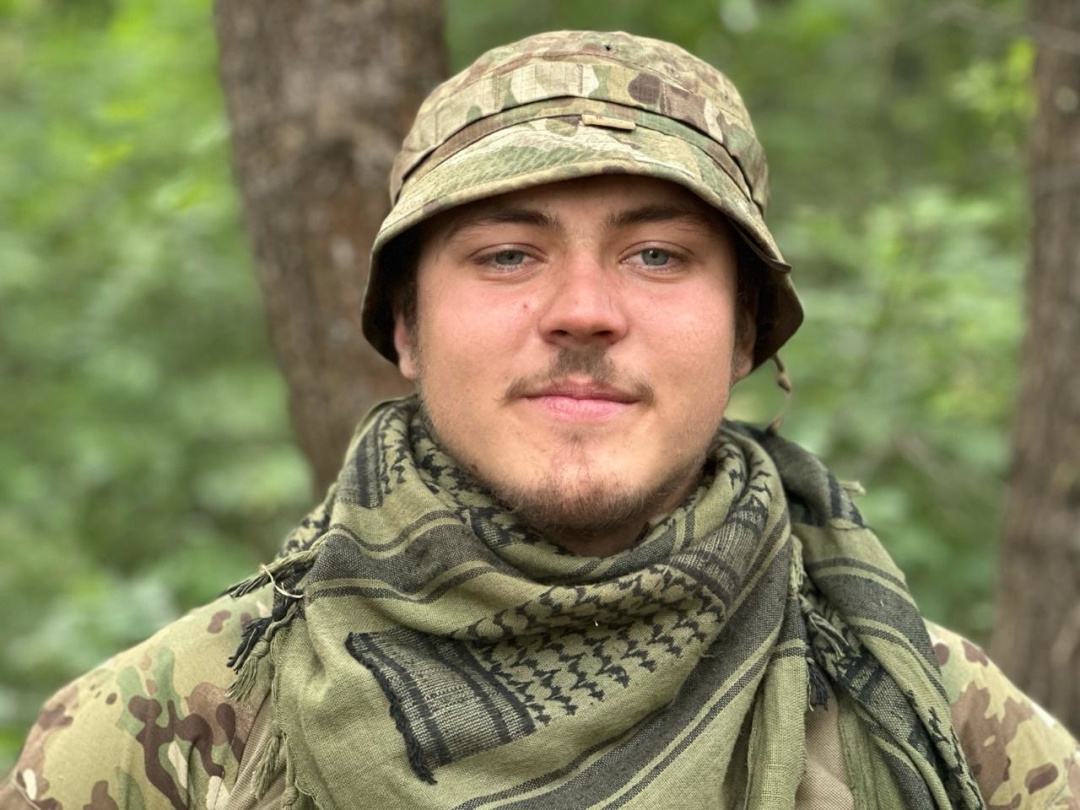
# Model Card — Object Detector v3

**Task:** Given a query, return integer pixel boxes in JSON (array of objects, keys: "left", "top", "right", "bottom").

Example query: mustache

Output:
[{"left": 504, "top": 346, "right": 655, "bottom": 404}]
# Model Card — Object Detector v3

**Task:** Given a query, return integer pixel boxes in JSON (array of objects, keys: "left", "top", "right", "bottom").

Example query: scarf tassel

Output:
[
  {"left": 223, "top": 547, "right": 321, "bottom": 600},
  {"left": 227, "top": 636, "right": 269, "bottom": 702},
  {"left": 227, "top": 599, "right": 303, "bottom": 702},
  {"left": 226, "top": 551, "right": 311, "bottom": 702},
  {"left": 256, "top": 724, "right": 286, "bottom": 798},
  {"left": 246, "top": 721, "right": 316, "bottom": 810},
  {"left": 281, "top": 739, "right": 307, "bottom": 810},
  {"left": 806, "top": 654, "right": 831, "bottom": 710},
  {"left": 801, "top": 597, "right": 849, "bottom": 660}
]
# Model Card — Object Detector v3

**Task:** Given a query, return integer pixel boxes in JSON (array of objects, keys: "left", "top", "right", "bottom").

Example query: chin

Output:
[{"left": 495, "top": 461, "right": 692, "bottom": 533}]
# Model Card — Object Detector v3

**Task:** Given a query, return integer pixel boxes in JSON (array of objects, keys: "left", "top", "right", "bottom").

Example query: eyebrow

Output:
[
  {"left": 603, "top": 203, "right": 719, "bottom": 231},
  {"left": 441, "top": 201, "right": 722, "bottom": 244},
  {"left": 443, "top": 208, "right": 556, "bottom": 242}
]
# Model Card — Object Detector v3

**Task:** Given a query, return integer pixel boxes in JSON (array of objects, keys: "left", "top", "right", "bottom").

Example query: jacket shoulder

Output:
[
  {"left": 927, "top": 621, "right": 1080, "bottom": 808},
  {"left": 1, "top": 590, "right": 272, "bottom": 810}
]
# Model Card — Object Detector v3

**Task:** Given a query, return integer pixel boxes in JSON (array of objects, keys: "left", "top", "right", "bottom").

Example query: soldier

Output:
[{"left": 4, "top": 30, "right": 1078, "bottom": 810}]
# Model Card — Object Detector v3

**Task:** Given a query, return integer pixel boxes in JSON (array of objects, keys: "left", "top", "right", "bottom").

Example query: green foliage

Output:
[
  {"left": 0, "top": 0, "right": 1030, "bottom": 771},
  {"left": 0, "top": 0, "right": 309, "bottom": 771}
]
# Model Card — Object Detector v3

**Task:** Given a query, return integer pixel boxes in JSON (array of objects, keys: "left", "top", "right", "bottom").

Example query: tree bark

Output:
[
  {"left": 990, "top": 0, "right": 1080, "bottom": 734},
  {"left": 213, "top": 0, "right": 445, "bottom": 493}
]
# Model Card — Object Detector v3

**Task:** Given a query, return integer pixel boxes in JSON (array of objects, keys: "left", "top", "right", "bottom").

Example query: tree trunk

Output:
[
  {"left": 990, "top": 0, "right": 1080, "bottom": 734},
  {"left": 213, "top": 0, "right": 444, "bottom": 494}
]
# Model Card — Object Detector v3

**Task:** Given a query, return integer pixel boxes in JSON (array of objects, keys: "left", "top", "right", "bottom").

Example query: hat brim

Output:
[{"left": 364, "top": 116, "right": 802, "bottom": 369}]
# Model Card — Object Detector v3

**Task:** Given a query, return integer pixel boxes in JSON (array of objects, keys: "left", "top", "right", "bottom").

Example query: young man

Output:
[{"left": 4, "top": 30, "right": 1078, "bottom": 810}]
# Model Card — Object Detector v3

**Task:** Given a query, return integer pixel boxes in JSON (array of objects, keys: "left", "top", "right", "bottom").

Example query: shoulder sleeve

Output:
[
  {"left": 928, "top": 622, "right": 1080, "bottom": 809},
  {"left": 1, "top": 592, "right": 272, "bottom": 810}
]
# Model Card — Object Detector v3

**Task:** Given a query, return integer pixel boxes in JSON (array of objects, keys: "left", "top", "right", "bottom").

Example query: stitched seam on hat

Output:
[
  {"left": 403, "top": 98, "right": 756, "bottom": 206},
  {"left": 398, "top": 60, "right": 753, "bottom": 192}
]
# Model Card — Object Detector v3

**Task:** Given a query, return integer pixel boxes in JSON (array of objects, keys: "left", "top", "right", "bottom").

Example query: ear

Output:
[
  {"left": 393, "top": 313, "right": 420, "bottom": 382},
  {"left": 731, "top": 296, "right": 757, "bottom": 383}
]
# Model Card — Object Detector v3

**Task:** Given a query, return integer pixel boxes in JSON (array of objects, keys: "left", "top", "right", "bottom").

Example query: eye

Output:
[
  {"left": 638, "top": 247, "right": 672, "bottom": 267},
  {"left": 492, "top": 249, "right": 527, "bottom": 267}
]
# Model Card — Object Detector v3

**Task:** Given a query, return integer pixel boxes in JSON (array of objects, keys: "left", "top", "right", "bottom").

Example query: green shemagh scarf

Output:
[{"left": 227, "top": 397, "right": 984, "bottom": 810}]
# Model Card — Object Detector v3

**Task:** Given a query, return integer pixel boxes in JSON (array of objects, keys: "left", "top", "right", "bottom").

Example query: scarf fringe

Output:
[
  {"left": 255, "top": 723, "right": 287, "bottom": 798},
  {"left": 226, "top": 636, "right": 269, "bottom": 702},
  {"left": 226, "top": 549, "right": 315, "bottom": 701},
  {"left": 802, "top": 596, "right": 848, "bottom": 659},
  {"left": 281, "top": 733, "right": 322, "bottom": 810},
  {"left": 790, "top": 537, "right": 830, "bottom": 710},
  {"left": 806, "top": 655, "right": 831, "bottom": 710},
  {"left": 227, "top": 598, "right": 303, "bottom": 701},
  {"left": 247, "top": 720, "right": 317, "bottom": 810},
  {"left": 223, "top": 547, "right": 321, "bottom": 600}
]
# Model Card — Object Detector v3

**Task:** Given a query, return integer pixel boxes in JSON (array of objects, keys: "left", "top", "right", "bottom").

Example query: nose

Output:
[{"left": 536, "top": 252, "right": 629, "bottom": 347}]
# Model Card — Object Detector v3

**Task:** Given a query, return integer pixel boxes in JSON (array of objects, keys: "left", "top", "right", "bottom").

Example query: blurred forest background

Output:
[{"left": 0, "top": 0, "right": 1045, "bottom": 770}]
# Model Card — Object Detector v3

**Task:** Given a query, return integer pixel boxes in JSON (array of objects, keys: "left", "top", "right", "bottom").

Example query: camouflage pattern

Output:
[
  {"left": 360, "top": 30, "right": 804, "bottom": 370},
  {"left": 4, "top": 604, "right": 1077, "bottom": 808},
  {"left": 1, "top": 592, "right": 272, "bottom": 810},
  {"left": 929, "top": 623, "right": 1080, "bottom": 810}
]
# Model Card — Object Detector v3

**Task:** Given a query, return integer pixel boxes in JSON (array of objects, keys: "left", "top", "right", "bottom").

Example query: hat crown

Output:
[{"left": 391, "top": 31, "right": 769, "bottom": 213}]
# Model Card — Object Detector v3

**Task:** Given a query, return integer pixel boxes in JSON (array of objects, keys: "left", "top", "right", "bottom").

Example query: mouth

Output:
[{"left": 518, "top": 378, "right": 641, "bottom": 420}]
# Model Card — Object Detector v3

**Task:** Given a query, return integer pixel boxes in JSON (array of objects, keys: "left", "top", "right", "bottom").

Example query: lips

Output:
[
  {"left": 526, "top": 379, "right": 638, "bottom": 403},
  {"left": 519, "top": 378, "right": 640, "bottom": 420}
]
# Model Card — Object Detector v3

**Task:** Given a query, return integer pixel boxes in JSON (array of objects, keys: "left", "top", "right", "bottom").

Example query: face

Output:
[{"left": 393, "top": 175, "right": 755, "bottom": 555}]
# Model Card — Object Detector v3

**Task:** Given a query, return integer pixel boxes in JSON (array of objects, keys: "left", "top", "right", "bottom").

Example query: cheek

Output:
[
  {"left": 647, "top": 300, "right": 738, "bottom": 359},
  {"left": 415, "top": 296, "right": 523, "bottom": 386},
  {"left": 431, "top": 291, "right": 535, "bottom": 350},
  {"left": 647, "top": 307, "right": 740, "bottom": 406}
]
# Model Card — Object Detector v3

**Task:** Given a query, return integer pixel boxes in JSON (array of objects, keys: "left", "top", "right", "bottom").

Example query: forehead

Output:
[{"left": 420, "top": 175, "right": 727, "bottom": 244}]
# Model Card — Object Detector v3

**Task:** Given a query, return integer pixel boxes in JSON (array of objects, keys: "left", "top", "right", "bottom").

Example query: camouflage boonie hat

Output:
[{"left": 362, "top": 30, "right": 803, "bottom": 369}]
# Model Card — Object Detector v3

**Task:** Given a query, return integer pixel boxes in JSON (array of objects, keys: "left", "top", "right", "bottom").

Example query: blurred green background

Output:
[{"left": 0, "top": 0, "right": 1030, "bottom": 770}]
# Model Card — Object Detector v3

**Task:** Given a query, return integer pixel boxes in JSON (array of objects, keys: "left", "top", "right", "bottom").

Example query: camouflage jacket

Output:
[{"left": 3, "top": 589, "right": 1079, "bottom": 809}]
